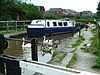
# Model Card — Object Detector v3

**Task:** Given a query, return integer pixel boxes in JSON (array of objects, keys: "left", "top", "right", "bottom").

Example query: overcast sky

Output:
[{"left": 26, "top": 0, "right": 98, "bottom": 13}]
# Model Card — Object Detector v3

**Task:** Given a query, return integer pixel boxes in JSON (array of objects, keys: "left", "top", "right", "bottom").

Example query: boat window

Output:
[
  {"left": 63, "top": 22, "right": 68, "bottom": 26},
  {"left": 53, "top": 22, "right": 57, "bottom": 26},
  {"left": 58, "top": 22, "right": 62, "bottom": 26},
  {"left": 47, "top": 22, "right": 50, "bottom": 27}
]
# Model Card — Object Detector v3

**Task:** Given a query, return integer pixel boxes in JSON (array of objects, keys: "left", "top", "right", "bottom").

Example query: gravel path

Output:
[
  {"left": 49, "top": 27, "right": 100, "bottom": 74},
  {"left": 72, "top": 28, "right": 100, "bottom": 74}
]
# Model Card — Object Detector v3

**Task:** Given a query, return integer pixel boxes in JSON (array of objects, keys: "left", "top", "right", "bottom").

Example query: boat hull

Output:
[{"left": 27, "top": 26, "right": 75, "bottom": 37}]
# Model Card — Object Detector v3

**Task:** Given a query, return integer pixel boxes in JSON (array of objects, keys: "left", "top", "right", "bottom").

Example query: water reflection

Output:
[
  {"left": 4, "top": 40, "right": 23, "bottom": 57},
  {"left": 22, "top": 47, "right": 53, "bottom": 63},
  {"left": 4, "top": 33, "right": 73, "bottom": 62}
]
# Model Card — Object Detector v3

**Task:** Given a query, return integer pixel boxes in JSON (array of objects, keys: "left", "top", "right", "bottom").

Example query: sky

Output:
[{"left": 26, "top": 0, "right": 99, "bottom": 13}]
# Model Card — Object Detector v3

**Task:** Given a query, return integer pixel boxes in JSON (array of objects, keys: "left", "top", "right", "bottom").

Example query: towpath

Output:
[
  {"left": 4, "top": 31, "right": 26, "bottom": 38},
  {"left": 49, "top": 26, "right": 100, "bottom": 74},
  {"left": 72, "top": 28, "right": 100, "bottom": 74}
]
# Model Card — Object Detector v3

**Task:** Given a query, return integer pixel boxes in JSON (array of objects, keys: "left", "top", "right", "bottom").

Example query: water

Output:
[{"left": 4, "top": 33, "right": 73, "bottom": 62}]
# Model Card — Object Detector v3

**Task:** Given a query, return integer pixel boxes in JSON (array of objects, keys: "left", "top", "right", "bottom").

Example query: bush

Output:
[
  {"left": 72, "top": 18, "right": 95, "bottom": 23},
  {"left": 91, "top": 28, "right": 100, "bottom": 69},
  {"left": 44, "top": 13, "right": 59, "bottom": 19},
  {"left": 92, "top": 58, "right": 100, "bottom": 69}
]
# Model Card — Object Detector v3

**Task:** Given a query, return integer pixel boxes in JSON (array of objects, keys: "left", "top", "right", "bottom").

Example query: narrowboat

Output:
[{"left": 27, "top": 19, "right": 76, "bottom": 37}]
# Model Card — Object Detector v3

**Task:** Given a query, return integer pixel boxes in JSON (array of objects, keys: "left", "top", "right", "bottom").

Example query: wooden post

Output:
[
  {"left": 0, "top": 35, "right": 5, "bottom": 74},
  {"left": 31, "top": 38, "right": 38, "bottom": 61},
  {"left": 15, "top": 21, "right": 17, "bottom": 31},
  {"left": 6, "top": 21, "right": 9, "bottom": 32},
  {"left": 0, "top": 61, "right": 5, "bottom": 74},
  {"left": 23, "top": 22, "right": 25, "bottom": 30},
  {"left": 6, "top": 60, "right": 21, "bottom": 75}
]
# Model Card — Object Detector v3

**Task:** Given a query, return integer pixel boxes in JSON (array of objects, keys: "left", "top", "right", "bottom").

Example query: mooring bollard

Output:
[{"left": 31, "top": 38, "right": 38, "bottom": 61}]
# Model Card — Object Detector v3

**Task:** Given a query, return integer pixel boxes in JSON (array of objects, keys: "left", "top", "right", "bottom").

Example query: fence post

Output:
[
  {"left": 31, "top": 38, "right": 38, "bottom": 61},
  {"left": 6, "top": 21, "right": 9, "bottom": 32},
  {"left": 23, "top": 22, "right": 25, "bottom": 30},
  {"left": 15, "top": 21, "right": 17, "bottom": 31}
]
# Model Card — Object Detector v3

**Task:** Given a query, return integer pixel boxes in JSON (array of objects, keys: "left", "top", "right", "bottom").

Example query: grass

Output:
[
  {"left": 91, "top": 28, "right": 100, "bottom": 69},
  {"left": 81, "top": 44, "right": 91, "bottom": 52},
  {"left": 55, "top": 53, "right": 67, "bottom": 63},
  {"left": 66, "top": 53, "right": 77, "bottom": 68},
  {"left": 92, "top": 58, "right": 100, "bottom": 69},
  {"left": 81, "top": 47, "right": 90, "bottom": 52},
  {"left": 72, "top": 35, "right": 85, "bottom": 48},
  {"left": 52, "top": 50, "right": 59, "bottom": 57},
  {"left": 0, "top": 29, "right": 25, "bottom": 35}
]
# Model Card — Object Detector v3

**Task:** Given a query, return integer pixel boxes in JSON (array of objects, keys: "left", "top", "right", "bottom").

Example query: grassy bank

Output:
[
  {"left": 91, "top": 28, "right": 100, "bottom": 69},
  {"left": 0, "top": 29, "right": 26, "bottom": 35}
]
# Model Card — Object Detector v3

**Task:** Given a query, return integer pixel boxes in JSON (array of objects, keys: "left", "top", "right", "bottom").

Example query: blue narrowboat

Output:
[{"left": 27, "top": 19, "right": 76, "bottom": 37}]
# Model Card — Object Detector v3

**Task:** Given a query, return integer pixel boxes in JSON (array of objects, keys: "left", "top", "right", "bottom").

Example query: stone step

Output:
[{"left": 61, "top": 53, "right": 73, "bottom": 67}]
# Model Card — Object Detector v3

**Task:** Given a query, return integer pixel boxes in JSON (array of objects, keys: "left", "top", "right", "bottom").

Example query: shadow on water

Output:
[{"left": 4, "top": 33, "right": 73, "bottom": 60}]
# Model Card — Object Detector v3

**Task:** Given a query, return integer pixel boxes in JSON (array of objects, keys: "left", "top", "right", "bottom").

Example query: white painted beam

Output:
[{"left": 20, "top": 61, "right": 99, "bottom": 75}]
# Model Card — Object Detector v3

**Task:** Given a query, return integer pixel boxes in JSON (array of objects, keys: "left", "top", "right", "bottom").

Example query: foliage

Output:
[
  {"left": 0, "top": 0, "right": 60, "bottom": 20},
  {"left": 91, "top": 28, "right": 100, "bottom": 55},
  {"left": 72, "top": 18, "right": 95, "bottom": 23},
  {"left": 72, "top": 35, "right": 85, "bottom": 48},
  {"left": 91, "top": 28, "right": 100, "bottom": 69},
  {"left": 81, "top": 47, "right": 90, "bottom": 52},
  {"left": 97, "top": 2, "right": 100, "bottom": 18},
  {"left": 0, "top": 0, "right": 43, "bottom": 20},
  {"left": 44, "top": 13, "right": 59, "bottom": 19},
  {"left": 92, "top": 57, "right": 100, "bottom": 69}
]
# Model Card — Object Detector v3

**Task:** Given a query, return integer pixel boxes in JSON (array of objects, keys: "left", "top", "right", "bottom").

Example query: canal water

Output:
[{"left": 4, "top": 33, "right": 73, "bottom": 62}]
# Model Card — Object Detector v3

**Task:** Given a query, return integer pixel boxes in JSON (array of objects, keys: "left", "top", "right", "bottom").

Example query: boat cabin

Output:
[{"left": 28, "top": 19, "right": 75, "bottom": 28}]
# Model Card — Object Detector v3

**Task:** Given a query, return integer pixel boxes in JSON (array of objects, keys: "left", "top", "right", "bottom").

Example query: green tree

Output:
[
  {"left": 44, "top": 13, "right": 59, "bottom": 19},
  {"left": 97, "top": 2, "right": 100, "bottom": 17},
  {"left": 23, "top": 4, "right": 43, "bottom": 20},
  {"left": 0, "top": 0, "right": 43, "bottom": 20}
]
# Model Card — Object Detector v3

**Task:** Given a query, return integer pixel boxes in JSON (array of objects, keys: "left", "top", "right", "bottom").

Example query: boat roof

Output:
[{"left": 31, "top": 19, "right": 71, "bottom": 22}]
